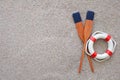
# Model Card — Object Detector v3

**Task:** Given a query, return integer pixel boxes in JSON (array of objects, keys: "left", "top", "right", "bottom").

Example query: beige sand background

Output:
[{"left": 0, "top": 0, "right": 120, "bottom": 80}]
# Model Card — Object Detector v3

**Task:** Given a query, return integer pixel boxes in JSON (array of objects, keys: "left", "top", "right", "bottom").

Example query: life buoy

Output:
[{"left": 85, "top": 31, "right": 116, "bottom": 62}]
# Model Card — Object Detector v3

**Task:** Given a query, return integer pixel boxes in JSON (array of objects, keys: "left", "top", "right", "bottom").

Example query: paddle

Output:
[{"left": 72, "top": 11, "right": 95, "bottom": 73}]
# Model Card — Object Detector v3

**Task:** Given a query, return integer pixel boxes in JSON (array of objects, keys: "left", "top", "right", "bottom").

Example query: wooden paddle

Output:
[{"left": 72, "top": 11, "right": 95, "bottom": 73}]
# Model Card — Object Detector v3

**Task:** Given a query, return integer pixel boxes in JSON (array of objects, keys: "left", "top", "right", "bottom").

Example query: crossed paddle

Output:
[{"left": 72, "top": 11, "right": 95, "bottom": 73}]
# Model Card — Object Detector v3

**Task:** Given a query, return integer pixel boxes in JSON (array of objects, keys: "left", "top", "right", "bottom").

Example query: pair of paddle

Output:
[{"left": 72, "top": 11, "right": 95, "bottom": 73}]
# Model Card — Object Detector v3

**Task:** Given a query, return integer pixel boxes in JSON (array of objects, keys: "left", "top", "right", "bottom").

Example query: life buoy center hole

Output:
[{"left": 93, "top": 39, "right": 108, "bottom": 54}]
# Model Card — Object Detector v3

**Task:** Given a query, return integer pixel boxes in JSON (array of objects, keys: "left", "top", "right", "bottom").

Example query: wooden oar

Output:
[
  {"left": 72, "top": 11, "right": 95, "bottom": 73},
  {"left": 79, "top": 11, "right": 95, "bottom": 73}
]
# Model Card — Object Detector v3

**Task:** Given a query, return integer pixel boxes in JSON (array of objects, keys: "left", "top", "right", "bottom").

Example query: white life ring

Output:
[{"left": 85, "top": 31, "right": 116, "bottom": 62}]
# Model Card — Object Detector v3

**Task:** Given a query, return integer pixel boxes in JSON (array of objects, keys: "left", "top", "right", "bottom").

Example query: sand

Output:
[{"left": 0, "top": 0, "right": 120, "bottom": 80}]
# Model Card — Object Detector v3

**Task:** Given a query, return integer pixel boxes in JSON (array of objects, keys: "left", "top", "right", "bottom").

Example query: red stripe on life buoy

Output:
[
  {"left": 106, "top": 50, "right": 112, "bottom": 56},
  {"left": 105, "top": 35, "right": 111, "bottom": 42},
  {"left": 90, "top": 36, "right": 96, "bottom": 42},
  {"left": 91, "top": 52, "right": 97, "bottom": 58}
]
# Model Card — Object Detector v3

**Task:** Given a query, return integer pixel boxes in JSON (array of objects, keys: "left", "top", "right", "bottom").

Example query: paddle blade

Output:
[
  {"left": 72, "top": 12, "right": 84, "bottom": 42},
  {"left": 84, "top": 11, "right": 94, "bottom": 42}
]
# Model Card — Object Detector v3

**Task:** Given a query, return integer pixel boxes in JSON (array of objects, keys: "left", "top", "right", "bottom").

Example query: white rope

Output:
[{"left": 85, "top": 31, "right": 116, "bottom": 62}]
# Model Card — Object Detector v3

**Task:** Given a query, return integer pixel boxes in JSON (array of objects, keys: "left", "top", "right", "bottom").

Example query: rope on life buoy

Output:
[{"left": 85, "top": 31, "right": 116, "bottom": 62}]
